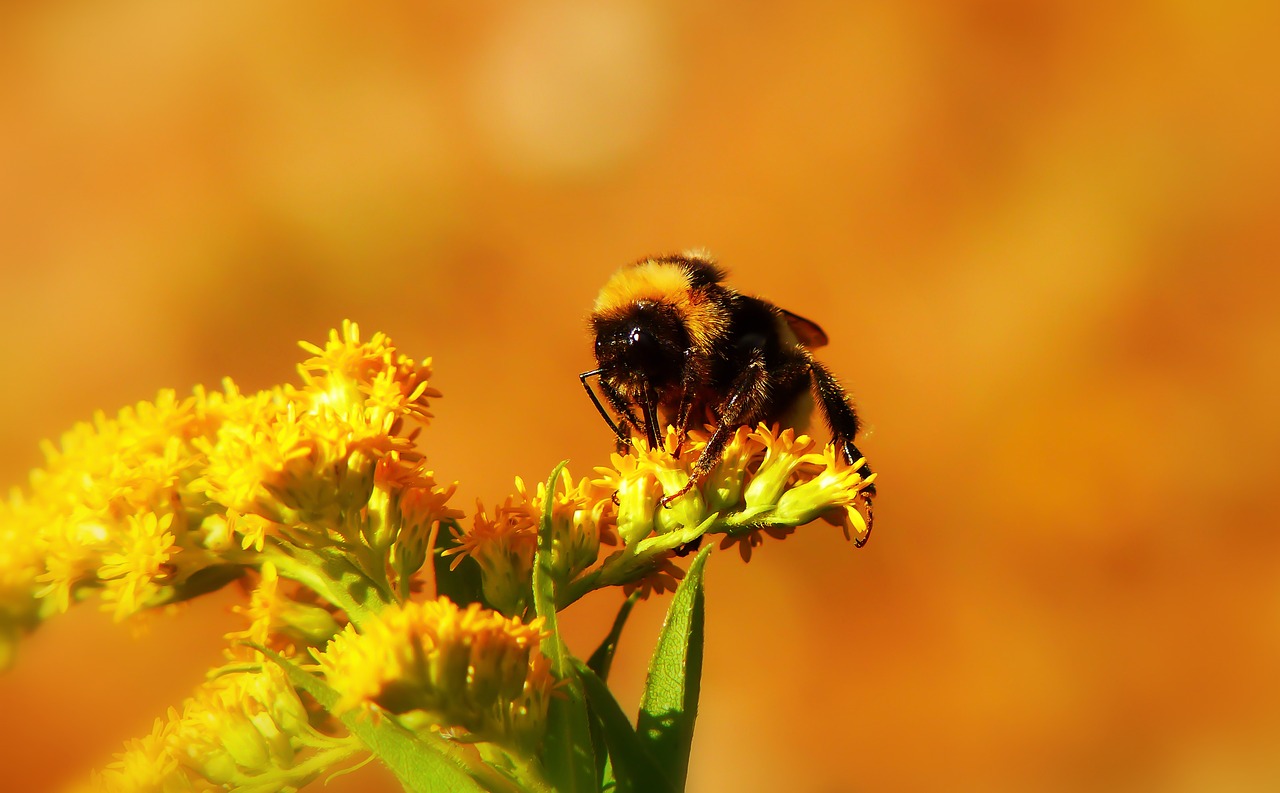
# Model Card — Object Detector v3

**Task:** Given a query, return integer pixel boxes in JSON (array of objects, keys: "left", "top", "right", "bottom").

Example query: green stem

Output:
[
  {"left": 557, "top": 542, "right": 670, "bottom": 610},
  {"left": 282, "top": 739, "right": 369, "bottom": 784},
  {"left": 712, "top": 506, "right": 788, "bottom": 536},
  {"left": 557, "top": 568, "right": 602, "bottom": 610},
  {"left": 263, "top": 543, "right": 390, "bottom": 629}
]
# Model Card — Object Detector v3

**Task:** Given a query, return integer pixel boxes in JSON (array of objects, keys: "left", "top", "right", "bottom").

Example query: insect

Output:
[{"left": 579, "top": 251, "right": 876, "bottom": 544}]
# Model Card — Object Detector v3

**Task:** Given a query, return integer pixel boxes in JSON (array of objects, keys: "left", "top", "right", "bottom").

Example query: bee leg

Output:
[
  {"left": 853, "top": 495, "right": 874, "bottom": 548},
  {"left": 661, "top": 356, "right": 768, "bottom": 508},
  {"left": 584, "top": 370, "right": 646, "bottom": 453},
  {"left": 672, "top": 349, "right": 699, "bottom": 457},
  {"left": 640, "top": 385, "right": 661, "bottom": 452},
  {"left": 808, "top": 360, "right": 876, "bottom": 545},
  {"left": 603, "top": 381, "right": 646, "bottom": 447},
  {"left": 581, "top": 369, "right": 630, "bottom": 446}
]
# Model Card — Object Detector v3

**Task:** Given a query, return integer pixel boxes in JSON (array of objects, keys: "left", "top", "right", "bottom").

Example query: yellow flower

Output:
[
  {"left": 697, "top": 424, "right": 759, "bottom": 513},
  {"left": 716, "top": 424, "right": 876, "bottom": 557},
  {"left": 446, "top": 495, "right": 539, "bottom": 617},
  {"left": 90, "top": 718, "right": 181, "bottom": 793},
  {"left": 192, "top": 322, "right": 438, "bottom": 551},
  {"left": 368, "top": 454, "right": 465, "bottom": 595},
  {"left": 592, "top": 433, "right": 714, "bottom": 542},
  {"left": 92, "top": 665, "right": 359, "bottom": 792},
  {"left": 297, "top": 320, "right": 441, "bottom": 430},
  {"left": 450, "top": 468, "right": 615, "bottom": 614},
  {"left": 776, "top": 444, "right": 877, "bottom": 539},
  {"left": 593, "top": 451, "right": 661, "bottom": 548},
  {"left": 97, "top": 512, "right": 179, "bottom": 621},
  {"left": 515, "top": 470, "right": 606, "bottom": 584},
  {"left": 13, "top": 387, "right": 221, "bottom": 620},
  {"left": 317, "top": 597, "right": 554, "bottom": 751},
  {"left": 742, "top": 425, "right": 818, "bottom": 510},
  {"left": 195, "top": 392, "right": 399, "bottom": 533},
  {"left": 0, "top": 492, "right": 48, "bottom": 668},
  {"left": 579, "top": 422, "right": 878, "bottom": 584},
  {"left": 225, "top": 562, "right": 341, "bottom": 658},
  {"left": 1, "top": 322, "right": 451, "bottom": 650}
]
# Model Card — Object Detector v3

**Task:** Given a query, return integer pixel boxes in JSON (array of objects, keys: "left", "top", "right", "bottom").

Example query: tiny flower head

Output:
[
  {"left": 317, "top": 597, "right": 555, "bottom": 751},
  {"left": 445, "top": 496, "right": 538, "bottom": 616},
  {"left": 94, "top": 665, "right": 354, "bottom": 792},
  {"left": 697, "top": 424, "right": 760, "bottom": 513},
  {"left": 516, "top": 470, "right": 606, "bottom": 584},
  {"left": 96, "top": 512, "right": 179, "bottom": 621},
  {"left": 297, "top": 320, "right": 441, "bottom": 430},
  {"left": 743, "top": 424, "right": 818, "bottom": 509},
  {"left": 776, "top": 444, "right": 877, "bottom": 543},
  {"left": 712, "top": 427, "right": 879, "bottom": 558},
  {"left": 226, "top": 562, "right": 341, "bottom": 657},
  {"left": 372, "top": 457, "right": 465, "bottom": 592},
  {"left": 91, "top": 717, "right": 180, "bottom": 792},
  {"left": 0, "top": 492, "right": 47, "bottom": 667},
  {"left": 168, "top": 664, "right": 340, "bottom": 789},
  {"left": 592, "top": 450, "right": 662, "bottom": 548}
]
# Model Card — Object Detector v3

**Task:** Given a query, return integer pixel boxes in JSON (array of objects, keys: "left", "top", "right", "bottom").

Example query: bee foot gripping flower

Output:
[
  {"left": 548, "top": 423, "right": 877, "bottom": 605},
  {"left": 582, "top": 251, "right": 877, "bottom": 512}
]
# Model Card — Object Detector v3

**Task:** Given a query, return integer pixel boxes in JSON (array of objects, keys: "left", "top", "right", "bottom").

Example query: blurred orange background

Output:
[{"left": 2, "top": 1, "right": 1277, "bottom": 791}]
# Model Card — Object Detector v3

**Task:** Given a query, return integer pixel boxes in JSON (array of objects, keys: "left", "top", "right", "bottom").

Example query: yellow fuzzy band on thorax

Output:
[
  {"left": 593, "top": 260, "right": 729, "bottom": 350},
  {"left": 593, "top": 261, "right": 691, "bottom": 312}
]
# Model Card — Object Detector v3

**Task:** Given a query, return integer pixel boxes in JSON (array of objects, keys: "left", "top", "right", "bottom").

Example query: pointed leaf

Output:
[
  {"left": 532, "top": 461, "right": 598, "bottom": 792},
  {"left": 636, "top": 544, "right": 712, "bottom": 790},
  {"left": 575, "top": 658, "right": 675, "bottom": 793},
  {"left": 587, "top": 702, "right": 613, "bottom": 791},
  {"left": 587, "top": 590, "right": 641, "bottom": 682}
]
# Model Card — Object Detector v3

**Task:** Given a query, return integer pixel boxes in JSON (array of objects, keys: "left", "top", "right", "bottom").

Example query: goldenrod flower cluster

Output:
[
  {"left": 88, "top": 664, "right": 359, "bottom": 793},
  {"left": 317, "top": 597, "right": 555, "bottom": 751},
  {"left": 447, "top": 470, "right": 612, "bottom": 616},
  {"left": 0, "top": 321, "right": 877, "bottom": 792},
  {"left": 0, "top": 321, "right": 460, "bottom": 663},
  {"left": 451, "top": 423, "right": 876, "bottom": 609}
]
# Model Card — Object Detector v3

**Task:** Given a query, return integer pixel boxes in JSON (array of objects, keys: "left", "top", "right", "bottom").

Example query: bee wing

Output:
[{"left": 780, "top": 308, "right": 829, "bottom": 349}]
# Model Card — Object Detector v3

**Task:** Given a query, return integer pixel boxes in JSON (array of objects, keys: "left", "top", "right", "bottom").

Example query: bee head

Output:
[{"left": 592, "top": 300, "right": 689, "bottom": 390}]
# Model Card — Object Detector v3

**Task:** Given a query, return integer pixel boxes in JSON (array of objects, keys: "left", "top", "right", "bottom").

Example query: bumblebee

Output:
[{"left": 579, "top": 251, "right": 876, "bottom": 543}]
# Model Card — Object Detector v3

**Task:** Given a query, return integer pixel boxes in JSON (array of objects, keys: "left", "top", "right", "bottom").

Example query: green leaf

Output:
[
  {"left": 587, "top": 702, "right": 613, "bottom": 791},
  {"left": 636, "top": 543, "right": 712, "bottom": 791},
  {"left": 585, "top": 591, "right": 641, "bottom": 787},
  {"left": 258, "top": 648, "right": 489, "bottom": 793},
  {"left": 575, "top": 658, "right": 675, "bottom": 793},
  {"left": 532, "top": 460, "right": 598, "bottom": 793},
  {"left": 588, "top": 590, "right": 641, "bottom": 682}
]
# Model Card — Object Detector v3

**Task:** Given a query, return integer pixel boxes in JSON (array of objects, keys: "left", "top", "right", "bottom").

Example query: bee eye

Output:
[{"left": 627, "top": 326, "right": 665, "bottom": 367}]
